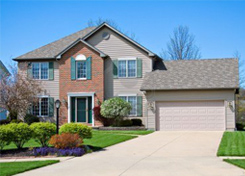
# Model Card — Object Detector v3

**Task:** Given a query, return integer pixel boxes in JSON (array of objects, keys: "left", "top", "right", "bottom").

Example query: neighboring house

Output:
[
  {"left": 0, "top": 60, "right": 10, "bottom": 120},
  {"left": 13, "top": 23, "right": 239, "bottom": 131}
]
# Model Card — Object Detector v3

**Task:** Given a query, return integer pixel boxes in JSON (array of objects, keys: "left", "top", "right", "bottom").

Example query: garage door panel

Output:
[{"left": 157, "top": 101, "right": 225, "bottom": 131}]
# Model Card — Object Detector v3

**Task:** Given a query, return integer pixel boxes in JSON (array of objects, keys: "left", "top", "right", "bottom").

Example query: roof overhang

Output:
[
  {"left": 140, "top": 87, "right": 240, "bottom": 91},
  {"left": 83, "top": 22, "right": 161, "bottom": 59},
  {"left": 55, "top": 38, "right": 107, "bottom": 59}
]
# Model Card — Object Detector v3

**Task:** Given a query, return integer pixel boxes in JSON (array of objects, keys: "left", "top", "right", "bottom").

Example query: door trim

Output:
[{"left": 67, "top": 92, "right": 95, "bottom": 126}]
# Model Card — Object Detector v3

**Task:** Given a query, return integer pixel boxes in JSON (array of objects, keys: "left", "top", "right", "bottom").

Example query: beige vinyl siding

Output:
[
  {"left": 145, "top": 90, "right": 236, "bottom": 130},
  {"left": 87, "top": 27, "right": 152, "bottom": 121},
  {"left": 18, "top": 61, "right": 59, "bottom": 122}
]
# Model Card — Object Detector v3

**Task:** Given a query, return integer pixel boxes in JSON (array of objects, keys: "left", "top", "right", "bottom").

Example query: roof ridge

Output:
[{"left": 163, "top": 58, "right": 238, "bottom": 62}]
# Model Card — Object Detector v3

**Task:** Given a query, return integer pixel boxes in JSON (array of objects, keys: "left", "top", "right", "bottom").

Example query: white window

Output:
[
  {"left": 76, "top": 61, "right": 87, "bottom": 79},
  {"left": 118, "top": 59, "right": 136, "bottom": 78},
  {"left": 75, "top": 54, "right": 87, "bottom": 79},
  {"left": 32, "top": 97, "right": 49, "bottom": 117},
  {"left": 119, "top": 96, "right": 137, "bottom": 116},
  {"left": 32, "top": 62, "right": 48, "bottom": 80}
]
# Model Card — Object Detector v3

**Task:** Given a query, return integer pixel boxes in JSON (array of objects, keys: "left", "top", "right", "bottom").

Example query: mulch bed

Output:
[{"left": 0, "top": 148, "right": 38, "bottom": 158}]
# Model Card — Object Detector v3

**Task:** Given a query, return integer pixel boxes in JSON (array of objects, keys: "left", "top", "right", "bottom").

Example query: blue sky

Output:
[{"left": 0, "top": 1, "right": 245, "bottom": 70}]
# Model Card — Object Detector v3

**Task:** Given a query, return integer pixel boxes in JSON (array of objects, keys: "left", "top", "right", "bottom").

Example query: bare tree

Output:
[
  {"left": 234, "top": 51, "right": 245, "bottom": 88},
  {"left": 164, "top": 25, "right": 201, "bottom": 60},
  {"left": 0, "top": 64, "right": 42, "bottom": 120},
  {"left": 87, "top": 18, "right": 139, "bottom": 41},
  {"left": 87, "top": 18, "right": 119, "bottom": 29}
]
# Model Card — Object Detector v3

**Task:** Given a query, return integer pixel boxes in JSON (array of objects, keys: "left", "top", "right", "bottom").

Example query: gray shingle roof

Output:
[
  {"left": 14, "top": 27, "right": 96, "bottom": 60},
  {"left": 141, "top": 58, "right": 239, "bottom": 90}
]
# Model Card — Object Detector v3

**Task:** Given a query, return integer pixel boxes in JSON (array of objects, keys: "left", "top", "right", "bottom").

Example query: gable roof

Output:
[
  {"left": 13, "top": 23, "right": 160, "bottom": 61},
  {"left": 141, "top": 58, "right": 239, "bottom": 91},
  {"left": 56, "top": 38, "right": 107, "bottom": 58},
  {"left": 83, "top": 22, "right": 159, "bottom": 58},
  {"left": 14, "top": 27, "right": 96, "bottom": 60}
]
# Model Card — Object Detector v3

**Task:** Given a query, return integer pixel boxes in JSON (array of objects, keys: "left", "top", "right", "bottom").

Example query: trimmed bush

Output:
[
  {"left": 24, "top": 114, "right": 40, "bottom": 125},
  {"left": 10, "top": 119, "right": 23, "bottom": 123},
  {"left": 49, "top": 133, "right": 83, "bottom": 149},
  {"left": 118, "top": 119, "right": 133, "bottom": 127},
  {"left": 100, "top": 97, "right": 132, "bottom": 119},
  {"left": 30, "top": 122, "right": 56, "bottom": 147},
  {"left": 8, "top": 123, "right": 32, "bottom": 149},
  {"left": 93, "top": 106, "right": 114, "bottom": 126},
  {"left": 60, "top": 123, "right": 92, "bottom": 139},
  {"left": 131, "top": 119, "right": 142, "bottom": 126},
  {"left": 0, "top": 125, "right": 13, "bottom": 150}
]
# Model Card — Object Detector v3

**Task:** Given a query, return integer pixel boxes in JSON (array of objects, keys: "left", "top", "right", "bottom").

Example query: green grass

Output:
[
  {"left": 94, "top": 130, "right": 154, "bottom": 135},
  {"left": 0, "top": 160, "right": 59, "bottom": 176},
  {"left": 3, "top": 130, "right": 153, "bottom": 151},
  {"left": 224, "top": 159, "right": 245, "bottom": 169},
  {"left": 217, "top": 132, "right": 245, "bottom": 156}
]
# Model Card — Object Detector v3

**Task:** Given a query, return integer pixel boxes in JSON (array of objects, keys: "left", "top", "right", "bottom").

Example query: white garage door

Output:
[{"left": 157, "top": 101, "right": 225, "bottom": 131}]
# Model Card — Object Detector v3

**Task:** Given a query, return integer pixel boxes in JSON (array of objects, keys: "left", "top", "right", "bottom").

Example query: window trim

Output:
[
  {"left": 32, "top": 62, "right": 49, "bottom": 80},
  {"left": 118, "top": 58, "right": 137, "bottom": 78},
  {"left": 32, "top": 96, "right": 49, "bottom": 117},
  {"left": 118, "top": 94, "right": 137, "bottom": 116},
  {"left": 76, "top": 61, "right": 87, "bottom": 80}
]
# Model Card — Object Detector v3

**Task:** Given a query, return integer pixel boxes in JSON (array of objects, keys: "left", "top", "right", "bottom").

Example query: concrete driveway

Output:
[{"left": 17, "top": 132, "right": 245, "bottom": 176}]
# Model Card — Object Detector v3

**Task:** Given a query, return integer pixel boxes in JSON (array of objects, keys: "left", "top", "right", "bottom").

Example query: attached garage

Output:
[
  {"left": 140, "top": 59, "right": 239, "bottom": 131},
  {"left": 156, "top": 101, "right": 225, "bottom": 131}
]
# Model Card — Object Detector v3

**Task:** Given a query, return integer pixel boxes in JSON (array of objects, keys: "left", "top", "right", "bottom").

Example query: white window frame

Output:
[
  {"left": 76, "top": 61, "right": 87, "bottom": 80},
  {"left": 32, "top": 62, "right": 49, "bottom": 80},
  {"left": 118, "top": 94, "right": 137, "bottom": 116},
  {"left": 75, "top": 54, "right": 87, "bottom": 80},
  {"left": 118, "top": 58, "right": 137, "bottom": 78},
  {"left": 32, "top": 96, "right": 49, "bottom": 117}
]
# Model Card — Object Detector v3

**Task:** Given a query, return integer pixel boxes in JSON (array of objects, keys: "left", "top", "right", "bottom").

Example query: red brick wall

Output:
[{"left": 59, "top": 42, "right": 104, "bottom": 126}]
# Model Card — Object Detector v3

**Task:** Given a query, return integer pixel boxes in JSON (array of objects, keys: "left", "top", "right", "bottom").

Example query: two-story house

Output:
[{"left": 14, "top": 23, "right": 239, "bottom": 131}]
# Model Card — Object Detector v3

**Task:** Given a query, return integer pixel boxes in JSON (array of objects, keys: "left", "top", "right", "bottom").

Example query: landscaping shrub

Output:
[
  {"left": 30, "top": 122, "right": 56, "bottom": 147},
  {"left": 8, "top": 123, "right": 32, "bottom": 149},
  {"left": 33, "top": 147, "right": 85, "bottom": 156},
  {"left": 236, "top": 122, "right": 245, "bottom": 131},
  {"left": 24, "top": 114, "right": 40, "bottom": 125},
  {"left": 93, "top": 105, "right": 114, "bottom": 126},
  {"left": 100, "top": 97, "right": 132, "bottom": 126},
  {"left": 118, "top": 119, "right": 133, "bottom": 127},
  {"left": 0, "top": 125, "right": 13, "bottom": 150},
  {"left": 49, "top": 133, "right": 83, "bottom": 149},
  {"left": 10, "top": 119, "right": 23, "bottom": 123},
  {"left": 0, "top": 119, "right": 10, "bottom": 125},
  {"left": 60, "top": 123, "right": 92, "bottom": 139},
  {"left": 131, "top": 119, "right": 142, "bottom": 126}
]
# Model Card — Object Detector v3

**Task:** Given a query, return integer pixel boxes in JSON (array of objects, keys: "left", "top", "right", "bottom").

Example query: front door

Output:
[
  {"left": 77, "top": 98, "right": 86, "bottom": 122},
  {"left": 71, "top": 97, "right": 92, "bottom": 123}
]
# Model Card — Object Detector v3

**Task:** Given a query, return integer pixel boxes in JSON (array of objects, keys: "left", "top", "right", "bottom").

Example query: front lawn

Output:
[
  {"left": 0, "top": 160, "right": 59, "bottom": 176},
  {"left": 84, "top": 131, "right": 137, "bottom": 150},
  {"left": 3, "top": 130, "right": 153, "bottom": 151},
  {"left": 224, "top": 159, "right": 245, "bottom": 169},
  {"left": 217, "top": 132, "right": 245, "bottom": 156}
]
